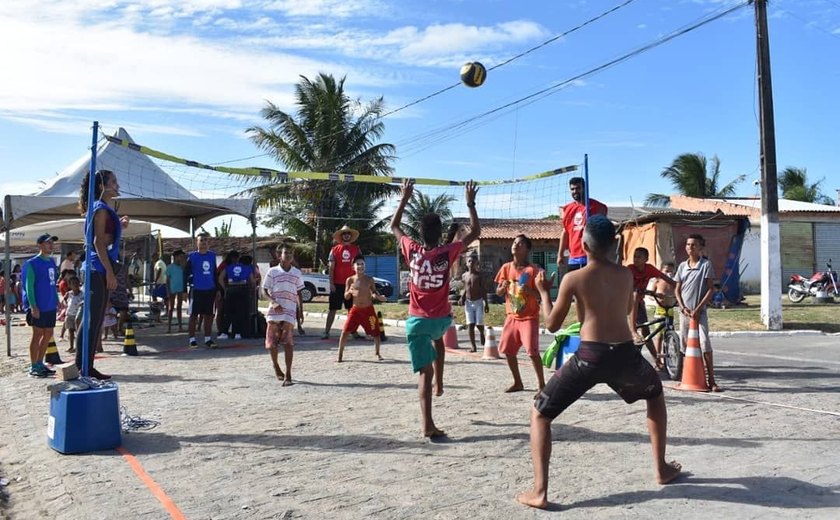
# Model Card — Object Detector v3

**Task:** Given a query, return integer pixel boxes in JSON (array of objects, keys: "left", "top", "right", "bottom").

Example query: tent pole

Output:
[{"left": 4, "top": 195, "right": 12, "bottom": 356}]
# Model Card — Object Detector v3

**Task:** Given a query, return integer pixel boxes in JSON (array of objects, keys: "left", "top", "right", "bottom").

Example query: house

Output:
[
  {"left": 669, "top": 196, "right": 840, "bottom": 292},
  {"left": 452, "top": 218, "right": 561, "bottom": 298}
]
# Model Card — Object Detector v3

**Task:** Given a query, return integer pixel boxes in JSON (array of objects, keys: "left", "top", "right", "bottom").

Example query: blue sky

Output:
[{"left": 1, "top": 0, "right": 838, "bottom": 236}]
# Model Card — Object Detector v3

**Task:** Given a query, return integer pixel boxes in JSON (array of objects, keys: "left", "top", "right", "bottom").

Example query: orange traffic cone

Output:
[
  {"left": 443, "top": 324, "right": 459, "bottom": 349},
  {"left": 676, "top": 318, "right": 709, "bottom": 392},
  {"left": 481, "top": 326, "right": 501, "bottom": 359},
  {"left": 44, "top": 337, "right": 63, "bottom": 365},
  {"left": 122, "top": 325, "right": 138, "bottom": 356}
]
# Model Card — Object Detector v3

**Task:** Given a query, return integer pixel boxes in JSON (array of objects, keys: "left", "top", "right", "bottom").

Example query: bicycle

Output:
[{"left": 635, "top": 290, "right": 682, "bottom": 381}]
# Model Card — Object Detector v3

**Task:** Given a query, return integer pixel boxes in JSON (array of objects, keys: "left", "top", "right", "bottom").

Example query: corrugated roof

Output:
[{"left": 670, "top": 195, "right": 840, "bottom": 216}]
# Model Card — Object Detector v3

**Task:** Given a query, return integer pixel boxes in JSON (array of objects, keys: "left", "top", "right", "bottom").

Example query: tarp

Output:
[
  {"left": 619, "top": 213, "right": 748, "bottom": 305},
  {"left": 1, "top": 220, "right": 151, "bottom": 247},
  {"left": 2, "top": 128, "right": 255, "bottom": 233}
]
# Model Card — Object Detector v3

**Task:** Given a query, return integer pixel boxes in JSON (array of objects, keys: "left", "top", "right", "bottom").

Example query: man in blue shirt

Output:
[
  {"left": 22, "top": 234, "right": 60, "bottom": 377},
  {"left": 186, "top": 232, "right": 217, "bottom": 348}
]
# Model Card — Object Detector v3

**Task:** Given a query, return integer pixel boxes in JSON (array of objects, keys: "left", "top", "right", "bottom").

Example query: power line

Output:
[
  {"left": 212, "top": 0, "right": 639, "bottom": 167},
  {"left": 395, "top": 1, "right": 752, "bottom": 158},
  {"left": 782, "top": 7, "right": 840, "bottom": 41},
  {"left": 380, "top": 0, "right": 639, "bottom": 119}
]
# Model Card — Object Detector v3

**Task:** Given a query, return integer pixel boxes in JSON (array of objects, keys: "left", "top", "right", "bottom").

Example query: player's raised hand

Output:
[
  {"left": 400, "top": 179, "right": 415, "bottom": 202},
  {"left": 465, "top": 180, "right": 478, "bottom": 206}
]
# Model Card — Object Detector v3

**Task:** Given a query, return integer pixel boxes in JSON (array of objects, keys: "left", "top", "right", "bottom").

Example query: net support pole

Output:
[
  {"left": 583, "top": 154, "right": 590, "bottom": 219},
  {"left": 4, "top": 195, "right": 11, "bottom": 356},
  {"left": 80, "top": 121, "right": 99, "bottom": 377}
]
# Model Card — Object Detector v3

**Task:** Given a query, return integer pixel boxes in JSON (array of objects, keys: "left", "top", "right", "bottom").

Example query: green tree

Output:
[
  {"left": 242, "top": 73, "right": 396, "bottom": 264},
  {"left": 644, "top": 153, "right": 745, "bottom": 207},
  {"left": 778, "top": 166, "right": 834, "bottom": 205},
  {"left": 213, "top": 218, "right": 233, "bottom": 238},
  {"left": 402, "top": 190, "right": 456, "bottom": 242}
]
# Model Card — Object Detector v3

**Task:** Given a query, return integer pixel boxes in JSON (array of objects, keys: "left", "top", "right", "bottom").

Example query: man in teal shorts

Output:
[{"left": 390, "top": 179, "right": 481, "bottom": 438}]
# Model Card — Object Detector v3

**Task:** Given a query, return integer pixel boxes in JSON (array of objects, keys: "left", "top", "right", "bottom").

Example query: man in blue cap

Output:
[{"left": 22, "top": 234, "right": 60, "bottom": 377}]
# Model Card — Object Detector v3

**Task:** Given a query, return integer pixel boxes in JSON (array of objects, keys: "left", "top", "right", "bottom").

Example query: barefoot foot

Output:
[
  {"left": 423, "top": 427, "right": 446, "bottom": 438},
  {"left": 505, "top": 383, "right": 524, "bottom": 393},
  {"left": 273, "top": 365, "right": 284, "bottom": 380},
  {"left": 516, "top": 489, "right": 548, "bottom": 509},
  {"left": 435, "top": 385, "right": 444, "bottom": 397},
  {"left": 376, "top": 353, "right": 383, "bottom": 361},
  {"left": 657, "top": 461, "right": 683, "bottom": 484},
  {"left": 282, "top": 378, "right": 294, "bottom": 387}
]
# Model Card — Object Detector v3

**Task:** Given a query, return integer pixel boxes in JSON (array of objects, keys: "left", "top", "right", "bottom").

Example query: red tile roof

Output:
[{"left": 455, "top": 218, "right": 561, "bottom": 240}]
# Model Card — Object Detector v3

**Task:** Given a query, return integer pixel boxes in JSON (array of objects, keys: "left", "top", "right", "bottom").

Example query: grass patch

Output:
[{"left": 298, "top": 294, "right": 839, "bottom": 333}]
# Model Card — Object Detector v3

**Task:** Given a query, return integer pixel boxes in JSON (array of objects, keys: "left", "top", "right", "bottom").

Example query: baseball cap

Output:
[{"left": 36, "top": 234, "right": 58, "bottom": 244}]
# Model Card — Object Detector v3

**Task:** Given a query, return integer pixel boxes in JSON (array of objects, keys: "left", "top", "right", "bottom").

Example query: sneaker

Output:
[
  {"left": 28, "top": 365, "right": 49, "bottom": 378},
  {"left": 234, "top": 334, "right": 242, "bottom": 340},
  {"left": 189, "top": 338, "right": 198, "bottom": 349},
  {"left": 37, "top": 362, "right": 56, "bottom": 375},
  {"left": 321, "top": 332, "right": 330, "bottom": 340},
  {"left": 205, "top": 339, "right": 217, "bottom": 349},
  {"left": 218, "top": 333, "right": 229, "bottom": 340}
]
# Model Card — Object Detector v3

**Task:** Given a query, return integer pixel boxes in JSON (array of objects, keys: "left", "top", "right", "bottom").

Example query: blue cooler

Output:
[
  {"left": 48, "top": 385, "right": 122, "bottom": 454},
  {"left": 556, "top": 335, "right": 581, "bottom": 369}
]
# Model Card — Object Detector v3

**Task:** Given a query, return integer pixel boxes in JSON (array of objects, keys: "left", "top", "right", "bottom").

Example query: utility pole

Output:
[{"left": 755, "top": 0, "right": 782, "bottom": 329}]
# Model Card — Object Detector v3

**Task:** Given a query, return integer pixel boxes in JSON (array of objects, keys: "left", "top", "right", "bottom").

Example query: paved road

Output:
[{"left": 1, "top": 321, "right": 838, "bottom": 519}]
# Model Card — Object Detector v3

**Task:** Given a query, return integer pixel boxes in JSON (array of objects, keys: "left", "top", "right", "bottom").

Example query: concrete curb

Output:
[{"left": 289, "top": 308, "right": 832, "bottom": 338}]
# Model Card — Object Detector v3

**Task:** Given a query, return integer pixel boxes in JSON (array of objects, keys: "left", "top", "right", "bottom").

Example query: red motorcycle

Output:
[{"left": 788, "top": 260, "right": 838, "bottom": 303}]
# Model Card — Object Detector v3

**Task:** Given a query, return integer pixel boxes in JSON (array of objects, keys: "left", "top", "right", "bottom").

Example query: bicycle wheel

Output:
[{"left": 662, "top": 330, "right": 683, "bottom": 381}]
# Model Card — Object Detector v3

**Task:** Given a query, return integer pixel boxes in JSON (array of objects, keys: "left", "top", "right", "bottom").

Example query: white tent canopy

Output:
[
  {"left": 2, "top": 127, "right": 255, "bottom": 233},
  {"left": 1, "top": 219, "right": 151, "bottom": 247}
]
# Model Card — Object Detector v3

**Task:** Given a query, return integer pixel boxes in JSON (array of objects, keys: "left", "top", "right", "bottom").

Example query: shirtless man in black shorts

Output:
[{"left": 517, "top": 215, "right": 681, "bottom": 509}]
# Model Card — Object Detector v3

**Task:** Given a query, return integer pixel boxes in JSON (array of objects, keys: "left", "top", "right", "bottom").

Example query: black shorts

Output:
[
  {"left": 329, "top": 284, "right": 352, "bottom": 311},
  {"left": 27, "top": 309, "right": 57, "bottom": 329},
  {"left": 535, "top": 340, "right": 662, "bottom": 420},
  {"left": 191, "top": 289, "right": 216, "bottom": 316}
]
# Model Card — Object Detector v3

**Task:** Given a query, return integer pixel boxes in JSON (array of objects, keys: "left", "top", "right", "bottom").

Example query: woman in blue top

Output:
[{"left": 76, "top": 169, "right": 129, "bottom": 379}]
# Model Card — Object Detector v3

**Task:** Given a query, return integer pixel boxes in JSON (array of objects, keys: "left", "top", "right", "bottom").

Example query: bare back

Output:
[
  {"left": 563, "top": 259, "right": 634, "bottom": 343},
  {"left": 463, "top": 271, "right": 485, "bottom": 301},
  {"left": 347, "top": 274, "right": 377, "bottom": 308}
]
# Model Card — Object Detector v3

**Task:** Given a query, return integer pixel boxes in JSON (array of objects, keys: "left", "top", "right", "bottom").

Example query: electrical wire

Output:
[
  {"left": 202, "top": 0, "right": 640, "bottom": 168},
  {"left": 782, "top": 7, "right": 840, "bottom": 41},
  {"left": 381, "top": 0, "right": 640, "bottom": 119},
  {"left": 395, "top": 1, "right": 751, "bottom": 158},
  {"left": 120, "top": 406, "right": 160, "bottom": 432}
]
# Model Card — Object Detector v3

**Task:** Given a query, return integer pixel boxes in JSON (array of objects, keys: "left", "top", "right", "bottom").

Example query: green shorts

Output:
[{"left": 405, "top": 315, "right": 452, "bottom": 373}]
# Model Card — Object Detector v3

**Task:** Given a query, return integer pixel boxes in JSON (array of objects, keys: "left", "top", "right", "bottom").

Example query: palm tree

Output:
[
  {"left": 242, "top": 73, "right": 396, "bottom": 264},
  {"left": 402, "top": 190, "right": 457, "bottom": 242},
  {"left": 778, "top": 167, "right": 834, "bottom": 205},
  {"left": 644, "top": 153, "right": 745, "bottom": 207}
]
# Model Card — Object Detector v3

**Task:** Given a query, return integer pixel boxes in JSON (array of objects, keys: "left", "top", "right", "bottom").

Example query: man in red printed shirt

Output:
[
  {"left": 557, "top": 177, "right": 608, "bottom": 271},
  {"left": 322, "top": 225, "right": 361, "bottom": 340},
  {"left": 391, "top": 179, "right": 480, "bottom": 438}
]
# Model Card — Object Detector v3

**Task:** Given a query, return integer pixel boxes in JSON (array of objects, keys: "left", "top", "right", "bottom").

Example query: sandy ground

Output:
[{"left": 1, "top": 315, "right": 839, "bottom": 520}]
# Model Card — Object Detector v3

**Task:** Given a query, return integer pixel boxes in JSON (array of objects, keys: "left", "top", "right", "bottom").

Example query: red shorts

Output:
[
  {"left": 343, "top": 305, "right": 380, "bottom": 337},
  {"left": 499, "top": 316, "right": 540, "bottom": 357}
]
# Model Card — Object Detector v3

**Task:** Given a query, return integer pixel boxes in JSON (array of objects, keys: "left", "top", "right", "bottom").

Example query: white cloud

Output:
[{"left": 261, "top": 0, "right": 386, "bottom": 18}]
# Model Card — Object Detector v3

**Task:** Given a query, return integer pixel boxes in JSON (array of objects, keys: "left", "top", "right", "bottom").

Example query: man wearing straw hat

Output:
[{"left": 322, "top": 225, "right": 361, "bottom": 339}]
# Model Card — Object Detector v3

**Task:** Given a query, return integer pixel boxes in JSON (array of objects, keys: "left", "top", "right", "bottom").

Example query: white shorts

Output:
[
  {"left": 678, "top": 312, "right": 712, "bottom": 353},
  {"left": 464, "top": 298, "right": 485, "bottom": 326}
]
